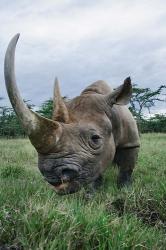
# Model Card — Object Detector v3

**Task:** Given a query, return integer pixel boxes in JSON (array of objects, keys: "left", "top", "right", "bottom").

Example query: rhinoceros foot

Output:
[{"left": 117, "top": 169, "right": 133, "bottom": 189}]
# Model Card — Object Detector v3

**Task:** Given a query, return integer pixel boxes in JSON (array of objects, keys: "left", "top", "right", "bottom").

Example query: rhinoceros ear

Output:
[
  {"left": 52, "top": 78, "right": 70, "bottom": 123},
  {"left": 106, "top": 77, "right": 132, "bottom": 106}
]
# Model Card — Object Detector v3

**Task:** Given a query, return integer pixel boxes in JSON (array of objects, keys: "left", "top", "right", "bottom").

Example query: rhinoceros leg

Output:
[
  {"left": 113, "top": 147, "right": 139, "bottom": 188},
  {"left": 93, "top": 175, "right": 103, "bottom": 189}
]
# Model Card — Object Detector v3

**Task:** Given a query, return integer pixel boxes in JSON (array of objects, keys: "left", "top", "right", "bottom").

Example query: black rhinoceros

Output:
[{"left": 4, "top": 34, "right": 140, "bottom": 194}]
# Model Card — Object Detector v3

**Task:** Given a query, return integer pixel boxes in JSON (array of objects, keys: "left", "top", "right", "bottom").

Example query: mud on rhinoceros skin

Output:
[{"left": 4, "top": 34, "right": 140, "bottom": 195}]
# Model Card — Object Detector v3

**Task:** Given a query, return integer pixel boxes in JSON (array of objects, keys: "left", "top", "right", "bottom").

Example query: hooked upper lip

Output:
[
  {"left": 46, "top": 178, "right": 61, "bottom": 186},
  {"left": 54, "top": 182, "right": 70, "bottom": 191},
  {"left": 46, "top": 177, "right": 81, "bottom": 194},
  {"left": 46, "top": 177, "right": 71, "bottom": 190}
]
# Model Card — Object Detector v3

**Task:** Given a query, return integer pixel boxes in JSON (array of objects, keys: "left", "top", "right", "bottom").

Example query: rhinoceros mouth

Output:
[{"left": 53, "top": 181, "right": 81, "bottom": 195}]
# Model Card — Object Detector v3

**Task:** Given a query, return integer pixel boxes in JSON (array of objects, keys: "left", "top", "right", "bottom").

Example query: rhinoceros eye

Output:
[
  {"left": 91, "top": 134, "right": 101, "bottom": 143},
  {"left": 89, "top": 134, "right": 102, "bottom": 149}
]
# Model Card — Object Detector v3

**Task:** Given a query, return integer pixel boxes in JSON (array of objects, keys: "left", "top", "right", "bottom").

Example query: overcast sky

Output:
[{"left": 0, "top": 0, "right": 166, "bottom": 114}]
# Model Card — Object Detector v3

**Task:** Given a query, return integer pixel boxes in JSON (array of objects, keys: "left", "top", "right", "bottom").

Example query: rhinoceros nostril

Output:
[
  {"left": 61, "top": 174, "right": 70, "bottom": 182},
  {"left": 61, "top": 168, "right": 78, "bottom": 181}
]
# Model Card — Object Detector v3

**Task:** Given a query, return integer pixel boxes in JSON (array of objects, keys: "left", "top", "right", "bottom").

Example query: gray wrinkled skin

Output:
[
  {"left": 38, "top": 119, "right": 115, "bottom": 194},
  {"left": 36, "top": 83, "right": 140, "bottom": 194}
]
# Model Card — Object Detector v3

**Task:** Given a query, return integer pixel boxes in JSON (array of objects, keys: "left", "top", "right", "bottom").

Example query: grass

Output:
[{"left": 0, "top": 133, "right": 166, "bottom": 250}]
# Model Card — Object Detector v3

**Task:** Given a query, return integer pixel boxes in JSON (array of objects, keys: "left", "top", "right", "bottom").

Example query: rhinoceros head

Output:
[{"left": 4, "top": 34, "right": 132, "bottom": 194}]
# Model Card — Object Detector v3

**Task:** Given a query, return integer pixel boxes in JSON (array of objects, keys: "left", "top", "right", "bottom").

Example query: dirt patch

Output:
[
  {"left": 135, "top": 199, "right": 166, "bottom": 229},
  {"left": 106, "top": 198, "right": 125, "bottom": 216},
  {"left": 106, "top": 198, "right": 166, "bottom": 230}
]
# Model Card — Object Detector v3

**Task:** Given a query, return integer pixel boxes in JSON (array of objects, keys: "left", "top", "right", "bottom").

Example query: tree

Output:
[
  {"left": 37, "top": 96, "right": 68, "bottom": 119},
  {"left": 140, "top": 114, "right": 166, "bottom": 133},
  {"left": 0, "top": 99, "right": 34, "bottom": 137},
  {"left": 129, "top": 84, "right": 166, "bottom": 119},
  {"left": 37, "top": 99, "right": 53, "bottom": 119}
]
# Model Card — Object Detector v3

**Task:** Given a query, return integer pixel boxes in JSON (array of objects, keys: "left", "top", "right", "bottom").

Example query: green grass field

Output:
[{"left": 0, "top": 134, "right": 166, "bottom": 250}]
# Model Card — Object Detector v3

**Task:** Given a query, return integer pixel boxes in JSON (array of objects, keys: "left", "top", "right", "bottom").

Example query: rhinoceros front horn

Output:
[{"left": 4, "top": 34, "right": 62, "bottom": 153}]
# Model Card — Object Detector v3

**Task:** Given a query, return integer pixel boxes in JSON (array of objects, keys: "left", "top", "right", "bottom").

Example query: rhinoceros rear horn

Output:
[
  {"left": 4, "top": 34, "right": 62, "bottom": 153},
  {"left": 52, "top": 78, "right": 69, "bottom": 123},
  {"left": 106, "top": 77, "right": 132, "bottom": 106}
]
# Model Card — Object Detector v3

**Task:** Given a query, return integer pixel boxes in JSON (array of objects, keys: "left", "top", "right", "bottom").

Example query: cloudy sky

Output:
[{"left": 0, "top": 0, "right": 166, "bottom": 114}]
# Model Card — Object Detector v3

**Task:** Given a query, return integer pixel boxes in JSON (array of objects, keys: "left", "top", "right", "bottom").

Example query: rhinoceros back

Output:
[{"left": 81, "top": 80, "right": 112, "bottom": 95}]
